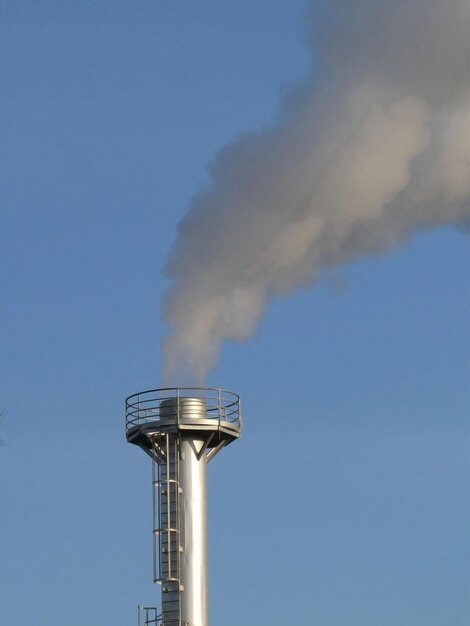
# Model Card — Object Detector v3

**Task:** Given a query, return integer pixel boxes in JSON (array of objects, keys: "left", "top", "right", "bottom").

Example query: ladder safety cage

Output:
[{"left": 152, "top": 433, "right": 182, "bottom": 586}]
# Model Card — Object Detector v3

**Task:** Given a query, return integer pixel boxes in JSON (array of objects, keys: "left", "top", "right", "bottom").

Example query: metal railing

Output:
[
  {"left": 137, "top": 606, "right": 189, "bottom": 626},
  {"left": 138, "top": 606, "right": 158, "bottom": 626},
  {"left": 126, "top": 387, "right": 241, "bottom": 433}
]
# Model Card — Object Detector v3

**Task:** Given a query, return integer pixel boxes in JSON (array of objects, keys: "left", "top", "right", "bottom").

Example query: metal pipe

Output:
[{"left": 179, "top": 436, "right": 208, "bottom": 626}]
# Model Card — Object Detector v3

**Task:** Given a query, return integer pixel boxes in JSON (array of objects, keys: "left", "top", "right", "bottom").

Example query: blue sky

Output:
[{"left": 1, "top": 2, "right": 469, "bottom": 625}]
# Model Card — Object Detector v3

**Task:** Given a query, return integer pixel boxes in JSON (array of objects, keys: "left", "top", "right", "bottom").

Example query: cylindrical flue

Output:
[
  {"left": 158, "top": 398, "right": 209, "bottom": 626},
  {"left": 178, "top": 433, "right": 208, "bottom": 625},
  {"left": 126, "top": 388, "right": 241, "bottom": 626}
]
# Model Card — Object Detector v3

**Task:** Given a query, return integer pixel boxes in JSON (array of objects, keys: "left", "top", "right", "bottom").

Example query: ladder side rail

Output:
[{"left": 152, "top": 435, "right": 160, "bottom": 585}]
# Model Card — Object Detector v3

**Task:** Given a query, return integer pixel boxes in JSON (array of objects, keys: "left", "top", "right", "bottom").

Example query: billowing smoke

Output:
[{"left": 163, "top": 0, "right": 470, "bottom": 383}]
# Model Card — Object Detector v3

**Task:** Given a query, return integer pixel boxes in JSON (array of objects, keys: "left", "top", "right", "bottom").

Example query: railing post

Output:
[
  {"left": 217, "top": 388, "right": 221, "bottom": 427},
  {"left": 176, "top": 387, "right": 180, "bottom": 425}
]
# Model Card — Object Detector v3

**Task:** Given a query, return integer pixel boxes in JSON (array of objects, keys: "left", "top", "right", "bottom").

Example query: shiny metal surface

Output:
[
  {"left": 160, "top": 397, "right": 207, "bottom": 420},
  {"left": 155, "top": 399, "right": 208, "bottom": 626},
  {"left": 127, "top": 389, "right": 241, "bottom": 626},
  {"left": 179, "top": 435, "right": 208, "bottom": 626}
]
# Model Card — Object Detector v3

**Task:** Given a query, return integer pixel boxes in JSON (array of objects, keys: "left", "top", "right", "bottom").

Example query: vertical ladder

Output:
[{"left": 152, "top": 433, "right": 182, "bottom": 626}]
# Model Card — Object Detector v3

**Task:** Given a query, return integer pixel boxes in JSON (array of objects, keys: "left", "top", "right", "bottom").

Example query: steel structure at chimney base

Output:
[{"left": 126, "top": 387, "right": 242, "bottom": 626}]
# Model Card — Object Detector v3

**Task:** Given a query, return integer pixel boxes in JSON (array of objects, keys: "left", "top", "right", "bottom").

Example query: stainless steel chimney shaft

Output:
[{"left": 126, "top": 388, "right": 241, "bottom": 626}]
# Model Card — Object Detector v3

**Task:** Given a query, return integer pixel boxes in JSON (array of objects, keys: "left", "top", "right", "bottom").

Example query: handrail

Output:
[
  {"left": 137, "top": 605, "right": 190, "bottom": 626},
  {"left": 125, "top": 387, "right": 241, "bottom": 433}
]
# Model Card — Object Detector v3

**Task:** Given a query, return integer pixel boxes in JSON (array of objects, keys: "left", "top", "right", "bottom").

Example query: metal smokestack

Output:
[{"left": 126, "top": 387, "right": 242, "bottom": 626}]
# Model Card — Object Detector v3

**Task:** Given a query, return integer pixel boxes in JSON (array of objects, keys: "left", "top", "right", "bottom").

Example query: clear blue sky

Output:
[{"left": 1, "top": 2, "right": 469, "bottom": 625}]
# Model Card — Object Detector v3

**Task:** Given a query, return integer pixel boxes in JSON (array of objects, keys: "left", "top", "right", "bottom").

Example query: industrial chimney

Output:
[{"left": 125, "top": 387, "right": 242, "bottom": 626}]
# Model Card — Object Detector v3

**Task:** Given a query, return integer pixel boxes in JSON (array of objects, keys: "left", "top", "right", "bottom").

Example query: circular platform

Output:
[{"left": 125, "top": 387, "right": 242, "bottom": 450}]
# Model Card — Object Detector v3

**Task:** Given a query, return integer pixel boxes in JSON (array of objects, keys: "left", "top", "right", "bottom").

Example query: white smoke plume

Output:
[{"left": 163, "top": 0, "right": 470, "bottom": 383}]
